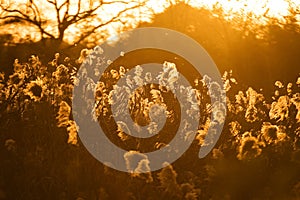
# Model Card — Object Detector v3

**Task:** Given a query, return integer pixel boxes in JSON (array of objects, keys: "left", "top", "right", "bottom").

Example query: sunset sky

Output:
[{"left": 0, "top": 0, "right": 299, "bottom": 43}]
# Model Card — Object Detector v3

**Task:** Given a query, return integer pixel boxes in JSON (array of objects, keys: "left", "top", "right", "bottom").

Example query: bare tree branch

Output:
[
  {"left": 58, "top": 0, "right": 69, "bottom": 11},
  {"left": 0, "top": 3, "right": 56, "bottom": 39},
  {"left": 75, "top": 2, "right": 145, "bottom": 44},
  {"left": 0, "top": 0, "right": 147, "bottom": 44}
]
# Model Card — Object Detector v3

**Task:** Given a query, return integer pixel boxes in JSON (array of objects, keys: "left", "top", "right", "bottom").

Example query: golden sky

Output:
[
  {"left": 189, "top": 0, "right": 294, "bottom": 17},
  {"left": 1, "top": 0, "right": 299, "bottom": 43}
]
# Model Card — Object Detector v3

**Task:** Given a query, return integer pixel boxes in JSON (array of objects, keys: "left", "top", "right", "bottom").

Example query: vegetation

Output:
[
  {"left": 0, "top": 1, "right": 299, "bottom": 200},
  {"left": 0, "top": 47, "right": 299, "bottom": 199}
]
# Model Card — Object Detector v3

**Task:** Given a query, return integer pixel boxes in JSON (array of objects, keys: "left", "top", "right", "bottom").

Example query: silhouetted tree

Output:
[{"left": 0, "top": 0, "right": 146, "bottom": 44}]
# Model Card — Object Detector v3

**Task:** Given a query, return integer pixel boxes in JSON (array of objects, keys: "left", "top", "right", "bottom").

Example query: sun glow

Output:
[
  {"left": 188, "top": 0, "right": 296, "bottom": 21},
  {"left": 0, "top": 0, "right": 299, "bottom": 44}
]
